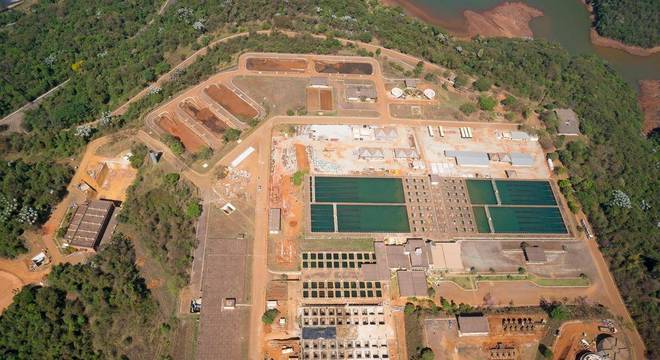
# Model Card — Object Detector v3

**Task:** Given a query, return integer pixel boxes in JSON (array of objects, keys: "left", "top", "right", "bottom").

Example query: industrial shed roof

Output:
[
  {"left": 64, "top": 200, "right": 114, "bottom": 250},
  {"left": 397, "top": 270, "right": 428, "bottom": 297},
  {"left": 445, "top": 150, "right": 490, "bottom": 167}
]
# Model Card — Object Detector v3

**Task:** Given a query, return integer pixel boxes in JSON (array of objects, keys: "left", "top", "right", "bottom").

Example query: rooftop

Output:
[
  {"left": 404, "top": 239, "right": 430, "bottom": 268},
  {"left": 524, "top": 246, "right": 547, "bottom": 263},
  {"left": 346, "top": 84, "right": 377, "bottom": 99},
  {"left": 445, "top": 150, "right": 490, "bottom": 167},
  {"left": 555, "top": 108, "right": 580, "bottom": 135},
  {"left": 397, "top": 270, "right": 428, "bottom": 297},
  {"left": 457, "top": 315, "right": 490, "bottom": 335},
  {"left": 302, "top": 327, "right": 337, "bottom": 340},
  {"left": 509, "top": 152, "right": 534, "bottom": 167},
  {"left": 269, "top": 208, "right": 281, "bottom": 233},
  {"left": 64, "top": 200, "right": 115, "bottom": 250}
]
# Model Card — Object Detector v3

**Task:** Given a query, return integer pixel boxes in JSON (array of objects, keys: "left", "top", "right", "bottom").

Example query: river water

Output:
[{"left": 398, "top": 0, "right": 659, "bottom": 89}]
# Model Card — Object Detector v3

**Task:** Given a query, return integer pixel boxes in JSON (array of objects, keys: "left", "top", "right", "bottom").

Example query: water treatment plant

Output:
[{"left": 128, "top": 52, "right": 637, "bottom": 359}]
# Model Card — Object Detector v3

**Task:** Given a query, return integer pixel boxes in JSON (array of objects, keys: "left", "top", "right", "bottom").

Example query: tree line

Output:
[{"left": 0, "top": 235, "right": 167, "bottom": 359}]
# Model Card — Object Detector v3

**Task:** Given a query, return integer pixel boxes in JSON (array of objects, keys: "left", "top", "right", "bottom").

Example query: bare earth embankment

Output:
[
  {"left": 382, "top": 1, "right": 543, "bottom": 39},
  {"left": 463, "top": 2, "right": 543, "bottom": 38},
  {"left": 639, "top": 80, "right": 660, "bottom": 134},
  {"left": 590, "top": 29, "right": 660, "bottom": 56}
]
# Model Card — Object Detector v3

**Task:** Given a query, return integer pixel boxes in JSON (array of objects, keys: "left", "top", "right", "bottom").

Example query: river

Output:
[{"left": 391, "top": 0, "right": 659, "bottom": 90}]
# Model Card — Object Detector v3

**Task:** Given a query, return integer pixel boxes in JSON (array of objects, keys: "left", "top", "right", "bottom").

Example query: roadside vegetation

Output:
[
  {"left": 0, "top": 0, "right": 656, "bottom": 356},
  {"left": 119, "top": 167, "right": 200, "bottom": 290}
]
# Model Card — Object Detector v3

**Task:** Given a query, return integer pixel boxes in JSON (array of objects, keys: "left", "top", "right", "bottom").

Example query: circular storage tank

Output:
[
  {"left": 391, "top": 87, "right": 404, "bottom": 98},
  {"left": 577, "top": 352, "right": 604, "bottom": 360},
  {"left": 423, "top": 88, "right": 436, "bottom": 99},
  {"left": 596, "top": 334, "right": 631, "bottom": 360}
]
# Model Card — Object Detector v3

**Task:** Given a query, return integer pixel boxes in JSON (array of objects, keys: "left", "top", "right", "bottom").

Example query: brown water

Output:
[{"left": 393, "top": 0, "right": 659, "bottom": 90}]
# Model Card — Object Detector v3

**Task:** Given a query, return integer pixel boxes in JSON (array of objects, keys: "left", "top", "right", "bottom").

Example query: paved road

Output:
[{"left": 0, "top": 79, "right": 70, "bottom": 133}]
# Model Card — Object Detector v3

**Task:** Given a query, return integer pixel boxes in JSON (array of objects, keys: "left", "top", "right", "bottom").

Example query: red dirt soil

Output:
[
  {"left": 295, "top": 144, "right": 309, "bottom": 172},
  {"left": 0, "top": 271, "right": 23, "bottom": 312},
  {"left": 205, "top": 84, "right": 258, "bottom": 120},
  {"left": 639, "top": 80, "right": 660, "bottom": 134},
  {"left": 157, "top": 115, "right": 205, "bottom": 152},
  {"left": 246, "top": 57, "right": 308, "bottom": 72},
  {"left": 319, "top": 89, "right": 333, "bottom": 111},
  {"left": 306, "top": 88, "right": 321, "bottom": 111},
  {"left": 552, "top": 321, "right": 602, "bottom": 360},
  {"left": 463, "top": 2, "right": 543, "bottom": 39},
  {"left": 180, "top": 101, "right": 228, "bottom": 135}
]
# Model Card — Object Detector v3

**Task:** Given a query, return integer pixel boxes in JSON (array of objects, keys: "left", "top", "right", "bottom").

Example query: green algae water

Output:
[
  {"left": 466, "top": 180, "right": 498, "bottom": 205},
  {"left": 489, "top": 206, "right": 566, "bottom": 233},
  {"left": 336, "top": 205, "right": 410, "bottom": 233},
  {"left": 495, "top": 180, "right": 556, "bottom": 206},
  {"left": 472, "top": 206, "right": 491, "bottom": 233},
  {"left": 311, "top": 204, "right": 335, "bottom": 232},
  {"left": 394, "top": 0, "right": 659, "bottom": 89},
  {"left": 314, "top": 177, "right": 405, "bottom": 203}
]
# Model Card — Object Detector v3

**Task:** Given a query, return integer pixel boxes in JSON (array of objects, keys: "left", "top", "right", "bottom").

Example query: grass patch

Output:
[
  {"left": 292, "top": 170, "right": 307, "bottom": 186},
  {"left": 404, "top": 309, "right": 425, "bottom": 359},
  {"left": 531, "top": 276, "right": 591, "bottom": 287},
  {"left": 444, "top": 276, "right": 475, "bottom": 290},
  {"left": 444, "top": 273, "right": 590, "bottom": 289},
  {"left": 301, "top": 237, "right": 374, "bottom": 252}
]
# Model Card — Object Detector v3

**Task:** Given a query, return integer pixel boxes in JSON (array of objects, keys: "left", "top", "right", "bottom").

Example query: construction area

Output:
[{"left": 423, "top": 312, "right": 549, "bottom": 359}]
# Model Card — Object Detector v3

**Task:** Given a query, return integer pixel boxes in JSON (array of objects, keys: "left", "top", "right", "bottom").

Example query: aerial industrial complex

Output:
[
  {"left": 9, "top": 49, "right": 636, "bottom": 360},
  {"left": 136, "top": 52, "right": 632, "bottom": 360}
]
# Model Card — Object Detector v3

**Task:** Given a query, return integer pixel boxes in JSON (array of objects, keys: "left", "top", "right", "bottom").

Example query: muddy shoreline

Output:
[
  {"left": 463, "top": 2, "right": 542, "bottom": 39},
  {"left": 639, "top": 80, "right": 660, "bottom": 135},
  {"left": 381, "top": 0, "right": 543, "bottom": 39}
]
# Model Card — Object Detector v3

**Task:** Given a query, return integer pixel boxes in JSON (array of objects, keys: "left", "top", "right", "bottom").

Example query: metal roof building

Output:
[
  {"left": 386, "top": 245, "right": 411, "bottom": 269},
  {"left": 374, "top": 127, "right": 398, "bottom": 141},
  {"left": 445, "top": 150, "right": 490, "bottom": 167},
  {"left": 394, "top": 148, "right": 420, "bottom": 159},
  {"left": 269, "top": 208, "right": 281, "bottom": 234},
  {"left": 405, "top": 239, "right": 430, "bottom": 268},
  {"left": 64, "top": 200, "right": 115, "bottom": 250},
  {"left": 345, "top": 85, "right": 377, "bottom": 101},
  {"left": 457, "top": 315, "right": 490, "bottom": 336},
  {"left": 509, "top": 152, "right": 535, "bottom": 167},
  {"left": 357, "top": 147, "right": 385, "bottom": 160},
  {"left": 555, "top": 108, "right": 580, "bottom": 136},
  {"left": 397, "top": 270, "right": 428, "bottom": 297}
]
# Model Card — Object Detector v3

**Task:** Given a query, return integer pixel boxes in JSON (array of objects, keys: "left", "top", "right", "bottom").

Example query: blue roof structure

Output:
[{"left": 302, "top": 327, "right": 337, "bottom": 340}]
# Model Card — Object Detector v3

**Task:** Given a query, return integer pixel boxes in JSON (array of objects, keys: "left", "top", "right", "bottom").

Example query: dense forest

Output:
[
  {"left": 0, "top": 160, "right": 71, "bottom": 257},
  {"left": 587, "top": 0, "right": 659, "bottom": 48},
  {"left": 0, "top": 0, "right": 657, "bottom": 356},
  {"left": 0, "top": 0, "right": 160, "bottom": 117},
  {"left": 0, "top": 235, "right": 167, "bottom": 358}
]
